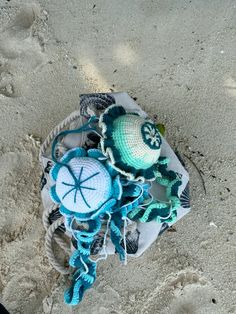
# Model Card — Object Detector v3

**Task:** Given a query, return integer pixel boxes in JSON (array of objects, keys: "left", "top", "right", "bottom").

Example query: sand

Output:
[{"left": 0, "top": 1, "right": 235, "bottom": 313}]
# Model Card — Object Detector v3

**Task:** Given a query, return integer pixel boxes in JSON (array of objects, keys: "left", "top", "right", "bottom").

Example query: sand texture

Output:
[{"left": 0, "top": 1, "right": 236, "bottom": 313}]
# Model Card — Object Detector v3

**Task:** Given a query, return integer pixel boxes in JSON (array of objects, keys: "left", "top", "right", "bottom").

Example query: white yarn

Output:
[{"left": 94, "top": 212, "right": 111, "bottom": 263}]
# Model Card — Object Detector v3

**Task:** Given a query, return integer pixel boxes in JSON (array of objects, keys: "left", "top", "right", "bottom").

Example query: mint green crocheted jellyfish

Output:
[
  {"left": 99, "top": 105, "right": 162, "bottom": 181},
  {"left": 99, "top": 105, "right": 183, "bottom": 225}
]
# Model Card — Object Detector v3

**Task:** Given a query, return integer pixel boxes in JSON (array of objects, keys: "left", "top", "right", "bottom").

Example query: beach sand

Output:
[{"left": 0, "top": 1, "right": 235, "bottom": 313}]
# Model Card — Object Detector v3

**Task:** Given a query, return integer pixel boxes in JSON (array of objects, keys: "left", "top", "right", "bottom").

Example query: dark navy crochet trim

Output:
[{"left": 141, "top": 122, "right": 162, "bottom": 150}]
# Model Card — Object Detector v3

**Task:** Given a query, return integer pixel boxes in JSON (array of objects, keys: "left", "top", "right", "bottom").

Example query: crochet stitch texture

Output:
[
  {"left": 100, "top": 105, "right": 162, "bottom": 181},
  {"left": 50, "top": 147, "right": 122, "bottom": 221},
  {"left": 41, "top": 94, "right": 189, "bottom": 307}
]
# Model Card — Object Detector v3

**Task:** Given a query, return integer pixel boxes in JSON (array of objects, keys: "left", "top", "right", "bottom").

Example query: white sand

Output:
[{"left": 0, "top": 1, "right": 236, "bottom": 313}]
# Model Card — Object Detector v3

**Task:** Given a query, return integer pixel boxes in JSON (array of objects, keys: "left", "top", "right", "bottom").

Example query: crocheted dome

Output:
[
  {"left": 55, "top": 158, "right": 112, "bottom": 213},
  {"left": 99, "top": 105, "right": 162, "bottom": 181},
  {"left": 50, "top": 147, "right": 122, "bottom": 220}
]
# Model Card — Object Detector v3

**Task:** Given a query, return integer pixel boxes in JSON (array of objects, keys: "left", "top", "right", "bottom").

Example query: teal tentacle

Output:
[
  {"left": 64, "top": 258, "right": 97, "bottom": 305},
  {"left": 51, "top": 115, "right": 98, "bottom": 165},
  {"left": 64, "top": 217, "right": 102, "bottom": 305},
  {"left": 129, "top": 157, "right": 182, "bottom": 224},
  {"left": 139, "top": 202, "right": 167, "bottom": 223},
  {"left": 72, "top": 219, "right": 102, "bottom": 239},
  {"left": 76, "top": 242, "right": 91, "bottom": 256},
  {"left": 110, "top": 212, "right": 125, "bottom": 261},
  {"left": 128, "top": 206, "right": 144, "bottom": 220}
]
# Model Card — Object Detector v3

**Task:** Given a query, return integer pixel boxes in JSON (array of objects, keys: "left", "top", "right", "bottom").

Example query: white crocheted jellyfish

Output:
[{"left": 50, "top": 147, "right": 122, "bottom": 221}]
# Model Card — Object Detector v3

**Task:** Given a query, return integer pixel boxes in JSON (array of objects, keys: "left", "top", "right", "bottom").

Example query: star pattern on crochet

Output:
[
  {"left": 62, "top": 167, "right": 99, "bottom": 208},
  {"left": 142, "top": 122, "right": 161, "bottom": 149}
]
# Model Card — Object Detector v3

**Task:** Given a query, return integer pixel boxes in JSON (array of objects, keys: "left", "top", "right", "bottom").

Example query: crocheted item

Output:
[
  {"left": 61, "top": 178, "right": 150, "bottom": 304},
  {"left": 40, "top": 92, "right": 190, "bottom": 307},
  {"left": 99, "top": 105, "right": 162, "bottom": 181},
  {"left": 63, "top": 218, "right": 101, "bottom": 305},
  {"left": 50, "top": 147, "right": 122, "bottom": 221},
  {"left": 128, "top": 157, "right": 182, "bottom": 223},
  {"left": 48, "top": 120, "right": 154, "bottom": 305}
]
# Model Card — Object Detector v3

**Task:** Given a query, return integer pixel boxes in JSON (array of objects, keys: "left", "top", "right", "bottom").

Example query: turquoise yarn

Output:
[
  {"left": 112, "top": 115, "right": 160, "bottom": 169},
  {"left": 110, "top": 212, "right": 126, "bottom": 261},
  {"left": 128, "top": 157, "right": 182, "bottom": 224},
  {"left": 50, "top": 147, "right": 122, "bottom": 221},
  {"left": 49, "top": 120, "right": 123, "bottom": 306},
  {"left": 99, "top": 105, "right": 162, "bottom": 181},
  {"left": 64, "top": 218, "right": 101, "bottom": 305},
  {"left": 141, "top": 121, "right": 161, "bottom": 149},
  {"left": 64, "top": 253, "right": 97, "bottom": 305},
  {"left": 47, "top": 108, "right": 184, "bottom": 307},
  {"left": 48, "top": 116, "right": 156, "bottom": 306}
]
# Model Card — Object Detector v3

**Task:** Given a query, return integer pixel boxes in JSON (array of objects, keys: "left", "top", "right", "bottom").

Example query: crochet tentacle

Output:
[
  {"left": 64, "top": 257, "right": 97, "bottom": 305},
  {"left": 128, "top": 157, "right": 182, "bottom": 224},
  {"left": 64, "top": 217, "right": 101, "bottom": 305},
  {"left": 110, "top": 212, "right": 126, "bottom": 261}
]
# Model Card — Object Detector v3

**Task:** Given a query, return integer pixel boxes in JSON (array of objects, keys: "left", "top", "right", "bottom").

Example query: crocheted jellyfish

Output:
[
  {"left": 49, "top": 146, "right": 152, "bottom": 305},
  {"left": 50, "top": 147, "right": 122, "bottom": 221},
  {"left": 47, "top": 111, "right": 183, "bottom": 306},
  {"left": 99, "top": 105, "right": 162, "bottom": 181}
]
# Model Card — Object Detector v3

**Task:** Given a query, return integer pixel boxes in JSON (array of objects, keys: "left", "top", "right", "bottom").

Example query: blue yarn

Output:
[
  {"left": 73, "top": 219, "right": 102, "bottom": 239},
  {"left": 51, "top": 116, "right": 98, "bottom": 164},
  {"left": 64, "top": 216, "right": 102, "bottom": 305},
  {"left": 110, "top": 212, "right": 126, "bottom": 261},
  {"left": 64, "top": 257, "right": 97, "bottom": 305},
  {"left": 49, "top": 111, "right": 183, "bottom": 306},
  {"left": 128, "top": 158, "right": 182, "bottom": 223},
  {"left": 58, "top": 197, "right": 117, "bottom": 222},
  {"left": 60, "top": 166, "right": 101, "bottom": 209},
  {"left": 50, "top": 145, "right": 122, "bottom": 222},
  {"left": 50, "top": 185, "right": 61, "bottom": 204}
]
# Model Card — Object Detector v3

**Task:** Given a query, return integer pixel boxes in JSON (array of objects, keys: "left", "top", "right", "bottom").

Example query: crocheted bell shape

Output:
[
  {"left": 99, "top": 105, "right": 162, "bottom": 181},
  {"left": 50, "top": 147, "right": 122, "bottom": 220}
]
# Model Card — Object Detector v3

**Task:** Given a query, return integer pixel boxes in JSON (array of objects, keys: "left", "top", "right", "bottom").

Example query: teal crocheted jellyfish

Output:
[
  {"left": 99, "top": 105, "right": 162, "bottom": 181},
  {"left": 45, "top": 103, "right": 184, "bottom": 306},
  {"left": 50, "top": 147, "right": 122, "bottom": 221},
  {"left": 49, "top": 146, "right": 124, "bottom": 305},
  {"left": 49, "top": 139, "right": 151, "bottom": 305}
]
